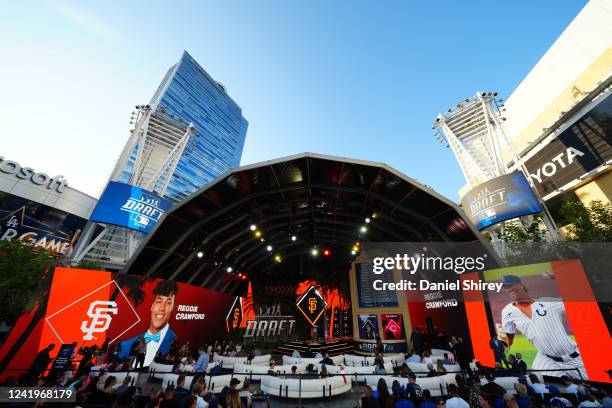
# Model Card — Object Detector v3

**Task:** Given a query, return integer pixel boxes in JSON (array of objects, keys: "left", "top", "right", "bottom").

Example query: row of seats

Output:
[
  {"left": 261, "top": 375, "right": 352, "bottom": 398},
  {"left": 212, "top": 354, "right": 272, "bottom": 369},
  {"left": 234, "top": 362, "right": 395, "bottom": 382},
  {"left": 365, "top": 373, "right": 458, "bottom": 397}
]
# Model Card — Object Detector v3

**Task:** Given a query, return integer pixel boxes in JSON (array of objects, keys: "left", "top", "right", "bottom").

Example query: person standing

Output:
[
  {"left": 193, "top": 346, "right": 210, "bottom": 382},
  {"left": 29, "top": 344, "right": 55, "bottom": 380},
  {"left": 134, "top": 337, "right": 146, "bottom": 369},
  {"left": 489, "top": 337, "right": 509, "bottom": 368},
  {"left": 411, "top": 328, "right": 423, "bottom": 356}
]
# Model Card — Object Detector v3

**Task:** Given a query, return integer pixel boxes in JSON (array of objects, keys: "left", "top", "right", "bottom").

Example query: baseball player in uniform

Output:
[{"left": 499, "top": 274, "right": 587, "bottom": 379}]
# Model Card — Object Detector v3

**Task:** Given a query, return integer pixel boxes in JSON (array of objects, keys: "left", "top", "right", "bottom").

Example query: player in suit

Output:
[{"left": 118, "top": 280, "right": 179, "bottom": 367}]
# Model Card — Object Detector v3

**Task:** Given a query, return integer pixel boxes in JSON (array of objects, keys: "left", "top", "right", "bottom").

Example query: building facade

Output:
[
  {"left": 437, "top": 0, "right": 611, "bottom": 231},
  {"left": 72, "top": 51, "right": 248, "bottom": 269},
  {"left": 0, "top": 156, "right": 97, "bottom": 258}
]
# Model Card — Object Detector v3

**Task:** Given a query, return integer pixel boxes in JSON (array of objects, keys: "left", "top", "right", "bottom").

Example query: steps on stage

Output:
[{"left": 274, "top": 338, "right": 354, "bottom": 356}]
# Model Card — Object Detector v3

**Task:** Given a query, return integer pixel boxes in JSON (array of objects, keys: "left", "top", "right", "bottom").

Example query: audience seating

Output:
[
  {"left": 205, "top": 374, "right": 248, "bottom": 393},
  {"left": 325, "top": 362, "right": 394, "bottom": 382},
  {"left": 406, "top": 362, "right": 461, "bottom": 376},
  {"left": 213, "top": 354, "right": 272, "bottom": 369},
  {"left": 160, "top": 373, "right": 195, "bottom": 389},
  {"left": 97, "top": 371, "right": 138, "bottom": 390},
  {"left": 343, "top": 353, "right": 405, "bottom": 367},
  {"left": 234, "top": 363, "right": 308, "bottom": 380},
  {"left": 365, "top": 375, "right": 450, "bottom": 397},
  {"left": 261, "top": 374, "right": 352, "bottom": 398},
  {"left": 281, "top": 355, "right": 344, "bottom": 366}
]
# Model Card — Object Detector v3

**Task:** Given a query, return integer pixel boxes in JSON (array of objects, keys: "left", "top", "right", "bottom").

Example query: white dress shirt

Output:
[{"left": 144, "top": 324, "right": 170, "bottom": 366}]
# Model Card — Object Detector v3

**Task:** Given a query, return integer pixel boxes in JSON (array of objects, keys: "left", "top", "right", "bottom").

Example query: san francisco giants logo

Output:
[
  {"left": 81, "top": 301, "right": 118, "bottom": 340},
  {"left": 232, "top": 307, "right": 240, "bottom": 328},
  {"left": 308, "top": 297, "right": 317, "bottom": 313}
]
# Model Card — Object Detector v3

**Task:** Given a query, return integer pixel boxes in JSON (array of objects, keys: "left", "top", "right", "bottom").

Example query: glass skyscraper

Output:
[
  {"left": 72, "top": 51, "right": 248, "bottom": 269},
  {"left": 119, "top": 50, "right": 248, "bottom": 202}
]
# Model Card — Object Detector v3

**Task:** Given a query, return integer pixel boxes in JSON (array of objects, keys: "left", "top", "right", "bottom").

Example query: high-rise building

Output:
[{"left": 72, "top": 51, "right": 248, "bottom": 269}]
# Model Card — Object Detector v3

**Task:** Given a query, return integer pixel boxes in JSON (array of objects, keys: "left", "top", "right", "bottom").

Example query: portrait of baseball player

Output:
[
  {"left": 118, "top": 280, "right": 179, "bottom": 367},
  {"left": 498, "top": 274, "right": 587, "bottom": 379}
]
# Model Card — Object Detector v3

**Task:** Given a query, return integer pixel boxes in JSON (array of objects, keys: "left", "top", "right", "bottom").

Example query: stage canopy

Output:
[{"left": 125, "top": 153, "right": 485, "bottom": 296}]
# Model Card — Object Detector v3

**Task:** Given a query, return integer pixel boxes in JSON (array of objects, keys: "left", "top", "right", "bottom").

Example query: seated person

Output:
[
  {"left": 291, "top": 349, "right": 300, "bottom": 358},
  {"left": 267, "top": 362, "right": 278, "bottom": 377},
  {"left": 440, "top": 353, "right": 452, "bottom": 365},
  {"left": 302, "top": 363, "right": 318, "bottom": 379},
  {"left": 400, "top": 363, "right": 412, "bottom": 378},
  {"left": 319, "top": 365, "right": 329, "bottom": 378},
  {"left": 314, "top": 351, "right": 323, "bottom": 359},
  {"left": 319, "top": 353, "right": 334, "bottom": 366},
  {"left": 407, "top": 351, "right": 421, "bottom": 363}
]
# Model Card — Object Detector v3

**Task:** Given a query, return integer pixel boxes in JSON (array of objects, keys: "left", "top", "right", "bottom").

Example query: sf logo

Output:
[
  {"left": 232, "top": 308, "right": 240, "bottom": 329},
  {"left": 308, "top": 297, "right": 317, "bottom": 313},
  {"left": 81, "top": 301, "right": 118, "bottom": 340}
]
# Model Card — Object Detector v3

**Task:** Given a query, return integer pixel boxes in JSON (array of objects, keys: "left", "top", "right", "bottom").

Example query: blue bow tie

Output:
[{"left": 144, "top": 332, "right": 161, "bottom": 343}]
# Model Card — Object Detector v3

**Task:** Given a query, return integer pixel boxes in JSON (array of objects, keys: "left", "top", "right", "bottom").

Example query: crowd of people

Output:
[
  {"left": 1, "top": 340, "right": 261, "bottom": 407},
  {"left": 361, "top": 370, "right": 611, "bottom": 408},
  {"left": 2, "top": 332, "right": 610, "bottom": 408}
]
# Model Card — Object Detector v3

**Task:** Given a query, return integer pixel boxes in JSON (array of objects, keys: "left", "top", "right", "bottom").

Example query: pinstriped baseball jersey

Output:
[{"left": 501, "top": 298, "right": 577, "bottom": 357}]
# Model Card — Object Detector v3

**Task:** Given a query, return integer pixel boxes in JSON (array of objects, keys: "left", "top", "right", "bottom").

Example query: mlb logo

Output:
[
  {"left": 484, "top": 208, "right": 496, "bottom": 218},
  {"left": 137, "top": 215, "right": 149, "bottom": 226},
  {"left": 45, "top": 281, "right": 141, "bottom": 347}
]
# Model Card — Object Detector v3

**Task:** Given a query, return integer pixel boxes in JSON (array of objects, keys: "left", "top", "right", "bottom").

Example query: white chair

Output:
[
  {"left": 97, "top": 372, "right": 138, "bottom": 390},
  {"left": 205, "top": 374, "right": 248, "bottom": 393},
  {"left": 234, "top": 363, "right": 307, "bottom": 380},
  {"left": 160, "top": 374, "right": 194, "bottom": 389},
  {"left": 325, "top": 362, "right": 394, "bottom": 382},
  {"left": 148, "top": 362, "right": 175, "bottom": 379},
  {"left": 261, "top": 375, "right": 352, "bottom": 398},
  {"left": 365, "top": 375, "right": 447, "bottom": 397}
]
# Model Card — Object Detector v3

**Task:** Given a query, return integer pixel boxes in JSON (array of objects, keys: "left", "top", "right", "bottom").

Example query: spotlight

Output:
[
  {"left": 360, "top": 226, "right": 367, "bottom": 233},
  {"left": 311, "top": 248, "right": 319, "bottom": 257},
  {"left": 250, "top": 224, "right": 257, "bottom": 231},
  {"left": 351, "top": 250, "right": 356, "bottom": 255},
  {"left": 226, "top": 266, "right": 233, "bottom": 273},
  {"left": 266, "top": 245, "right": 273, "bottom": 252},
  {"left": 352, "top": 245, "right": 359, "bottom": 252},
  {"left": 196, "top": 251, "right": 204, "bottom": 258},
  {"left": 254, "top": 230, "right": 262, "bottom": 238},
  {"left": 371, "top": 213, "right": 378, "bottom": 219},
  {"left": 365, "top": 217, "right": 371, "bottom": 224},
  {"left": 260, "top": 238, "right": 265, "bottom": 242},
  {"left": 323, "top": 248, "right": 331, "bottom": 257},
  {"left": 274, "top": 254, "right": 282, "bottom": 263},
  {"left": 291, "top": 235, "right": 297, "bottom": 242}
]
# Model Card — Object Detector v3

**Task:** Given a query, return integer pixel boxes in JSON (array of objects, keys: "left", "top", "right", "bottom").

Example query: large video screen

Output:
[
  {"left": 0, "top": 267, "right": 236, "bottom": 378},
  {"left": 89, "top": 181, "right": 173, "bottom": 234},
  {"left": 464, "top": 260, "right": 612, "bottom": 383}
]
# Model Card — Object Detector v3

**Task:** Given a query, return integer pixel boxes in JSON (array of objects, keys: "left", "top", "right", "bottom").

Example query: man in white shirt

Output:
[{"left": 445, "top": 385, "right": 469, "bottom": 408}]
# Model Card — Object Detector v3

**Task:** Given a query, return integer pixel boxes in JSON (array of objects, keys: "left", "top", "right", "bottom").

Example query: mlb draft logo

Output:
[{"left": 46, "top": 281, "right": 141, "bottom": 345}]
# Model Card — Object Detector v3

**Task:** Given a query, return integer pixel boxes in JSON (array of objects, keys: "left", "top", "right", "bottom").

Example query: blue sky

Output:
[{"left": 0, "top": 1, "right": 587, "bottom": 200}]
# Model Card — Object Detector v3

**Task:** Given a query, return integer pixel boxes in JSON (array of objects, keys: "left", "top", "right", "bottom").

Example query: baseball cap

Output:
[
  {"left": 500, "top": 275, "right": 522, "bottom": 286},
  {"left": 230, "top": 378, "right": 241, "bottom": 386}
]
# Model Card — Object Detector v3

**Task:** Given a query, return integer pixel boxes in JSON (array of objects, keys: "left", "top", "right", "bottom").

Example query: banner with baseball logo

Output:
[{"left": 0, "top": 267, "right": 237, "bottom": 379}]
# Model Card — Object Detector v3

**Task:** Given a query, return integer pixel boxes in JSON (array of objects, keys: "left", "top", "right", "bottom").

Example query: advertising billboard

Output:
[
  {"left": 461, "top": 171, "right": 542, "bottom": 230},
  {"left": 380, "top": 313, "right": 405, "bottom": 340},
  {"left": 89, "top": 181, "right": 173, "bottom": 234},
  {"left": 524, "top": 93, "right": 612, "bottom": 196},
  {"left": 0, "top": 267, "right": 236, "bottom": 377},
  {"left": 357, "top": 314, "right": 379, "bottom": 339},
  {"left": 0, "top": 191, "right": 86, "bottom": 256},
  {"left": 463, "top": 260, "right": 612, "bottom": 383}
]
